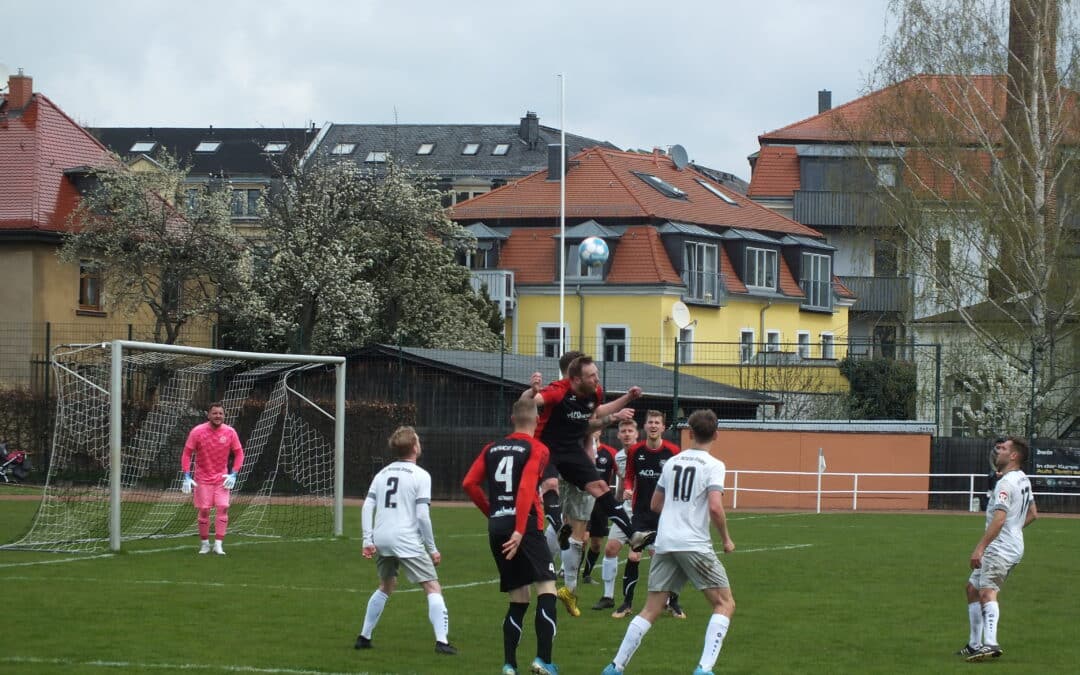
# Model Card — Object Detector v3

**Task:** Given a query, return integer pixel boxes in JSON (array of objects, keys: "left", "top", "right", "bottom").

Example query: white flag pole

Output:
[
  {"left": 558, "top": 73, "right": 566, "bottom": 357},
  {"left": 816, "top": 447, "right": 825, "bottom": 514}
]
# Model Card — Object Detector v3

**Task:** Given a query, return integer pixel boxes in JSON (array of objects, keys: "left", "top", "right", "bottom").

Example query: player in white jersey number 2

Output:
[
  {"left": 602, "top": 409, "right": 736, "bottom": 675},
  {"left": 959, "top": 435, "right": 1038, "bottom": 663},
  {"left": 356, "top": 426, "right": 457, "bottom": 656}
]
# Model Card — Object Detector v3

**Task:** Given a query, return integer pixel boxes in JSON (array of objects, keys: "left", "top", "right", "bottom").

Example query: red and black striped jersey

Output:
[
  {"left": 462, "top": 432, "right": 549, "bottom": 535},
  {"left": 625, "top": 440, "right": 680, "bottom": 516}
]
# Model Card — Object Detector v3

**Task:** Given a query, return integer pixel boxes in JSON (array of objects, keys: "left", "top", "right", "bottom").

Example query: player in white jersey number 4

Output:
[
  {"left": 959, "top": 435, "right": 1037, "bottom": 663},
  {"left": 356, "top": 426, "right": 457, "bottom": 656},
  {"left": 602, "top": 409, "right": 736, "bottom": 675}
]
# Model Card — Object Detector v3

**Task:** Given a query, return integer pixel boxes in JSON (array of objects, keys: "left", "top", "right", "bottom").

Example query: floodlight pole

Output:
[
  {"left": 109, "top": 340, "right": 123, "bottom": 552},
  {"left": 558, "top": 73, "right": 566, "bottom": 357}
]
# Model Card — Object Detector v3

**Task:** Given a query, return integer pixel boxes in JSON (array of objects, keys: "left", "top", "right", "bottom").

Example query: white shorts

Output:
[
  {"left": 559, "top": 479, "right": 596, "bottom": 522},
  {"left": 648, "top": 550, "right": 730, "bottom": 592},
  {"left": 376, "top": 553, "right": 438, "bottom": 584},
  {"left": 968, "top": 553, "right": 1016, "bottom": 592}
]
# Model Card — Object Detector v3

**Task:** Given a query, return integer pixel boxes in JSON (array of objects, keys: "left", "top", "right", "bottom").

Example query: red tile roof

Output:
[
  {"left": 0, "top": 92, "right": 115, "bottom": 233},
  {"left": 747, "top": 146, "right": 800, "bottom": 198},
  {"left": 832, "top": 276, "right": 856, "bottom": 299},
  {"left": 452, "top": 147, "right": 822, "bottom": 238},
  {"left": 605, "top": 226, "right": 682, "bottom": 285}
]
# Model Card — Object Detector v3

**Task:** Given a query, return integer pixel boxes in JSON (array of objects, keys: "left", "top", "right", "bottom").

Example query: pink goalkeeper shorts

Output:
[{"left": 193, "top": 481, "right": 231, "bottom": 509}]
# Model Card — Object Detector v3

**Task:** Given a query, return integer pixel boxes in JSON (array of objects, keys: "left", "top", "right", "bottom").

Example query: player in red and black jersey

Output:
[
  {"left": 582, "top": 432, "right": 619, "bottom": 585},
  {"left": 614, "top": 410, "right": 685, "bottom": 619},
  {"left": 462, "top": 399, "right": 559, "bottom": 675}
]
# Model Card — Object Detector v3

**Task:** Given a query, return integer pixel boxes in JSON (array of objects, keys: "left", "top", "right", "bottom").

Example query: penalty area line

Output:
[
  {"left": 0, "top": 655, "right": 393, "bottom": 674},
  {"left": 0, "top": 537, "right": 330, "bottom": 569}
]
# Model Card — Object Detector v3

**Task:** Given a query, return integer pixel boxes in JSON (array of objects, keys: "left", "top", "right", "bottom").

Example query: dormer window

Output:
[
  {"left": 696, "top": 179, "right": 738, "bottom": 205},
  {"left": 492, "top": 143, "right": 510, "bottom": 156},
  {"left": 263, "top": 142, "right": 289, "bottom": 153},
  {"left": 417, "top": 143, "right": 435, "bottom": 155},
  {"left": 632, "top": 171, "right": 687, "bottom": 199},
  {"left": 745, "top": 247, "right": 777, "bottom": 290},
  {"left": 331, "top": 143, "right": 356, "bottom": 155},
  {"left": 195, "top": 141, "right": 222, "bottom": 153},
  {"left": 565, "top": 242, "right": 603, "bottom": 280},
  {"left": 800, "top": 252, "right": 832, "bottom": 309},
  {"left": 462, "top": 143, "right": 481, "bottom": 155},
  {"left": 129, "top": 141, "right": 156, "bottom": 153},
  {"left": 366, "top": 151, "right": 388, "bottom": 163}
]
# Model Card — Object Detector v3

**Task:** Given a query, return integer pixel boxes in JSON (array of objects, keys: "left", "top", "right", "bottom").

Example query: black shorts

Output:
[
  {"left": 489, "top": 528, "right": 557, "bottom": 592},
  {"left": 551, "top": 450, "right": 604, "bottom": 490},
  {"left": 587, "top": 502, "right": 609, "bottom": 538},
  {"left": 630, "top": 511, "right": 659, "bottom": 533}
]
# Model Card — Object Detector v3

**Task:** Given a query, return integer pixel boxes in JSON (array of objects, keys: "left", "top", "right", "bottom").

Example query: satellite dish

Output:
[
  {"left": 670, "top": 144, "right": 689, "bottom": 170},
  {"left": 671, "top": 301, "right": 692, "bottom": 329}
]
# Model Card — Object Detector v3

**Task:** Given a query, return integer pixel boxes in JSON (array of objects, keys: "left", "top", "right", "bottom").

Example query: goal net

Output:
[{"left": 3, "top": 340, "right": 345, "bottom": 553}]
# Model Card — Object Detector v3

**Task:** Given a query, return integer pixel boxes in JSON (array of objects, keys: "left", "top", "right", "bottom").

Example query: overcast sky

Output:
[{"left": 6, "top": 0, "right": 891, "bottom": 181}]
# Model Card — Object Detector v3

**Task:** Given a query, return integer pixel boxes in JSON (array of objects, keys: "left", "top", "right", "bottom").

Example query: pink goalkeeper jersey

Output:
[{"left": 181, "top": 422, "right": 244, "bottom": 484}]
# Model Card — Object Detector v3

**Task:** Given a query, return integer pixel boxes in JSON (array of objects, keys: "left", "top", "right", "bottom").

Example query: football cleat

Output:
[
  {"left": 212, "top": 540, "right": 225, "bottom": 556},
  {"left": 601, "top": 663, "right": 623, "bottom": 675},
  {"left": 502, "top": 664, "right": 517, "bottom": 675},
  {"left": 666, "top": 595, "right": 687, "bottom": 619},
  {"left": 354, "top": 635, "right": 373, "bottom": 649},
  {"left": 198, "top": 540, "right": 211, "bottom": 555},
  {"left": 955, "top": 644, "right": 981, "bottom": 657},
  {"left": 592, "top": 596, "right": 615, "bottom": 610},
  {"left": 628, "top": 530, "right": 655, "bottom": 552},
  {"left": 435, "top": 641, "right": 458, "bottom": 655},
  {"left": 556, "top": 586, "right": 581, "bottom": 617},
  {"left": 965, "top": 644, "right": 1002, "bottom": 662},
  {"left": 557, "top": 523, "right": 572, "bottom": 550},
  {"left": 530, "top": 657, "right": 559, "bottom": 674},
  {"left": 581, "top": 573, "right": 594, "bottom": 584},
  {"left": 611, "top": 601, "right": 633, "bottom": 619},
  {"left": 692, "top": 668, "right": 713, "bottom": 675}
]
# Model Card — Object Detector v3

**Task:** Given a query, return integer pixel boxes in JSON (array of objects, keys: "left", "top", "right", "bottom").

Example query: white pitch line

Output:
[
  {"left": 0, "top": 655, "right": 393, "bottom": 675},
  {"left": 0, "top": 537, "right": 331, "bottom": 569}
]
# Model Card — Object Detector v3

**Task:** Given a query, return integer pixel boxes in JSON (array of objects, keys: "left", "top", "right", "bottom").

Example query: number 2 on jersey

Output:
[
  {"left": 494, "top": 455, "right": 515, "bottom": 494},
  {"left": 384, "top": 476, "right": 399, "bottom": 508}
]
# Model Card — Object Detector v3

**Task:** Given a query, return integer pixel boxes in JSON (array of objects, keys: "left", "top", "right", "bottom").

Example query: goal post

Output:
[{"left": 8, "top": 340, "right": 345, "bottom": 553}]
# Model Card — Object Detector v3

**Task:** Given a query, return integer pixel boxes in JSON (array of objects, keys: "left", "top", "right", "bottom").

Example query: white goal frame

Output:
[{"left": 101, "top": 340, "right": 346, "bottom": 551}]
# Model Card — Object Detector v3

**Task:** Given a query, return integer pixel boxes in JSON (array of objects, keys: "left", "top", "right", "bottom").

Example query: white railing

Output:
[
  {"left": 728, "top": 469, "right": 1078, "bottom": 513},
  {"left": 469, "top": 270, "right": 515, "bottom": 318}
]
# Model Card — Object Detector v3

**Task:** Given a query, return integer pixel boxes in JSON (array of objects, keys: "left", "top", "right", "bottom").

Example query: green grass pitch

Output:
[{"left": 1, "top": 498, "right": 1077, "bottom": 674}]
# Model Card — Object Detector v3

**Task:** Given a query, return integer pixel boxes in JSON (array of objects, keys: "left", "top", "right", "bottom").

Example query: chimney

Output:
[
  {"left": 818, "top": 89, "right": 832, "bottom": 114},
  {"left": 520, "top": 111, "right": 540, "bottom": 148},
  {"left": 546, "top": 144, "right": 565, "bottom": 181},
  {"left": 7, "top": 69, "right": 33, "bottom": 110}
]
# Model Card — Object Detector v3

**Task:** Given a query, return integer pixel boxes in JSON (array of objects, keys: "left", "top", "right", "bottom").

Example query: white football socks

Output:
[
  {"left": 698, "top": 613, "right": 731, "bottom": 671},
  {"left": 967, "top": 601, "right": 983, "bottom": 647},
  {"left": 602, "top": 555, "right": 618, "bottom": 598},
  {"left": 562, "top": 539, "right": 583, "bottom": 592},
  {"left": 428, "top": 592, "right": 450, "bottom": 643},
  {"left": 613, "top": 615, "right": 652, "bottom": 670},
  {"left": 361, "top": 589, "right": 388, "bottom": 639},
  {"left": 982, "top": 601, "right": 1000, "bottom": 646}
]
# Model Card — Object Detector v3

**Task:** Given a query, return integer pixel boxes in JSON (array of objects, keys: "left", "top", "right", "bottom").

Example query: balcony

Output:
[
  {"left": 469, "top": 269, "right": 515, "bottom": 319},
  {"left": 793, "top": 190, "right": 891, "bottom": 227},
  {"left": 839, "top": 275, "right": 910, "bottom": 313},
  {"left": 681, "top": 270, "right": 726, "bottom": 307}
]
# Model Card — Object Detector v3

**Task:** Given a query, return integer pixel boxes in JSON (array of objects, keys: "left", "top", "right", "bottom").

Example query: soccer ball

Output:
[{"left": 578, "top": 237, "right": 610, "bottom": 267}]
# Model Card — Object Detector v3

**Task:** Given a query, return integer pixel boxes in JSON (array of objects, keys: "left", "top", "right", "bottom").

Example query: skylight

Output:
[
  {"left": 129, "top": 141, "right": 156, "bottom": 153},
  {"left": 696, "top": 179, "right": 739, "bottom": 205},
  {"left": 195, "top": 141, "right": 222, "bottom": 153},
  {"left": 492, "top": 143, "right": 510, "bottom": 156},
  {"left": 366, "top": 151, "right": 388, "bottom": 163},
  {"left": 263, "top": 142, "right": 289, "bottom": 153},
  {"left": 330, "top": 143, "right": 356, "bottom": 155},
  {"left": 417, "top": 143, "right": 435, "bottom": 155},
  {"left": 462, "top": 143, "right": 480, "bottom": 155},
  {"left": 632, "top": 171, "right": 687, "bottom": 199}
]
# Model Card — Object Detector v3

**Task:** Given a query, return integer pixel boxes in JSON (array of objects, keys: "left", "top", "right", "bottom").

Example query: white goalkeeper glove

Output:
[
  {"left": 223, "top": 472, "right": 237, "bottom": 490},
  {"left": 181, "top": 472, "right": 196, "bottom": 494}
]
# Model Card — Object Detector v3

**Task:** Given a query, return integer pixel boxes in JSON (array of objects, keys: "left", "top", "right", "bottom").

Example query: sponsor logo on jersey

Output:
[
  {"left": 637, "top": 469, "right": 661, "bottom": 478},
  {"left": 567, "top": 410, "right": 592, "bottom": 421}
]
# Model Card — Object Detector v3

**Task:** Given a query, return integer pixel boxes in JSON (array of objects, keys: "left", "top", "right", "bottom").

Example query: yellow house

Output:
[{"left": 452, "top": 147, "right": 854, "bottom": 398}]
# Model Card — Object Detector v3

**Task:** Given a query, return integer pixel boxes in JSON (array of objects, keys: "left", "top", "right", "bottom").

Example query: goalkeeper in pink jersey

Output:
[{"left": 180, "top": 402, "right": 244, "bottom": 555}]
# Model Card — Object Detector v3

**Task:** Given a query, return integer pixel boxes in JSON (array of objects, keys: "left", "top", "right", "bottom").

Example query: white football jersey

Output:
[
  {"left": 615, "top": 448, "right": 631, "bottom": 509},
  {"left": 654, "top": 448, "right": 726, "bottom": 554},
  {"left": 984, "top": 469, "right": 1034, "bottom": 563},
  {"left": 365, "top": 461, "right": 432, "bottom": 558}
]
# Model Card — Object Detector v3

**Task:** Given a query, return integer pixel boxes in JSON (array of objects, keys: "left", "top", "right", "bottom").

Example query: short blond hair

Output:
[{"left": 389, "top": 426, "right": 419, "bottom": 458}]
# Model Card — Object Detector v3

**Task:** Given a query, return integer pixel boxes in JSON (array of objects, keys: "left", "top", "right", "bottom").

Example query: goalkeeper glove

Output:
[
  {"left": 181, "top": 472, "right": 196, "bottom": 494},
  {"left": 223, "top": 472, "right": 237, "bottom": 490}
]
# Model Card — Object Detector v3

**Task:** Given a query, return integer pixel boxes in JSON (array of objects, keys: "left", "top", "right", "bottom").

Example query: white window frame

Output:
[
  {"left": 416, "top": 143, "right": 435, "bottom": 155},
  {"left": 330, "top": 143, "right": 356, "bottom": 155},
  {"left": 129, "top": 141, "right": 156, "bottom": 153},
  {"left": 821, "top": 332, "right": 835, "bottom": 360},
  {"left": 745, "top": 247, "right": 777, "bottom": 290},
  {"left": 263, "top": 142, "right": 289, "bottom": 153},
  {"left": 492, "top": 143, "right": 510, "bottom": 156},
  {"left": 365, "top": 151, "right": 388, "bottom": 163},
  {"left": 766, "top": 330, "right": 781, "bottom": 352},
  {"left": 677, "top": 326, "right": 694, "bottom": 364},
  {"left": 566, "top": 243, "right": 603, "bottom": 280},
  {"left": 800, "top": 252, "right": 832, "bottom": 309},
  {"left": 740, "top": 329, "right": 755, "bottom": 363},
  {"left": 597, "top": 325, "right": 630, "bottom": 363},
  {"left": 462, "top": 143, "right": 480, "bottom": 155},
  {"left": 696, "top": 178, "right": 738, "bottom": 205},
  {"left": 797, "top": 331, "right": 811, "bottom": 359},
  {"left": 538, "top": 323, "right": 570, "bottom": 358},
  {"left": 683, "top": 241, "right": 719, "bottom": 302},
  {"left": 195, "top": 141, "right": 222, "bottom": 153}
]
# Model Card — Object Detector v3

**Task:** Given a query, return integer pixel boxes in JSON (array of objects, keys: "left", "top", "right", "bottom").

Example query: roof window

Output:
[
  {"left": 492, "top": 143, "right": 510, "bottom": 156},
  {"left": 263, "top": 142, "right": 289, "bottom": 153},
  {"left": 129, "top": 141, "right": 156, "bottom": 153},
  {"left": 195, "top": 141, "right": 222, "bottom": 153},
  {"left": 632, "top": 171, "right": 687, "bottom": 199},
  {"left": 366, "top": 151, "right": 388, "bottom": 163},
  {"left": 330, "top": 143, "right": 356, "bottom": 155},
  {"left": 696, "top": 179, "right": 738, "bottom": 205},
  {"left": 462, "top": 143, "right": 480, "bottom": 155},
  {"left": 417, "top": 143, "right": 435, "bottom": 155}
]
